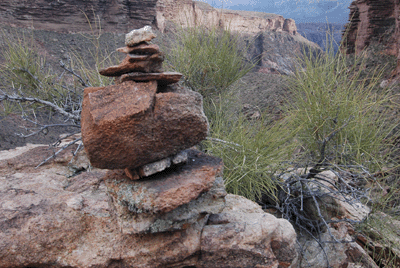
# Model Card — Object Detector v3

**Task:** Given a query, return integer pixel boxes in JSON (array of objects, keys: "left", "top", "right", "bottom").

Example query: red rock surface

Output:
[
  {"left": 99, "top": 53, "right": 164, "bottom": 76},
  {"left": 105, "top": 149, "right": 223, "bottom": 215},
  {"left": 81, "top": 81, "right": 208, "bottom": 170},
  {"left": 0, "top": 144, "right": 299, "bottom": 268},
  {"left": 344, "top": 0, "right": 398, "bottom": 55},
  {"left": 117, "top": 43, "right": 161, "bottom": 54},
  {"left": 120, "top": 71, "right": 182, "bottom": 85}
]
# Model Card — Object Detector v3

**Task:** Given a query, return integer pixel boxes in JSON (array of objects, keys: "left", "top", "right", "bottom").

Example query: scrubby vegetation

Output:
[
  {"left": 164, "top": 25, "right": 400, "bottom": 266},
  {"left": 1, "top": 22, "right": 400, "bottom": 267}
]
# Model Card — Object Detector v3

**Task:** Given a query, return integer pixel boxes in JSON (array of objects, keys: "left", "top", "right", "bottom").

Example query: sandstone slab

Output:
[
  {"left": 199, "top": 194, "right": 299, "bottom": 268},
  {"left": 0, "top": 144, "right": 299, "bottom": 268},
  {"left": 99, "top": 53, "right": 163, "bottom": 76},
  {"left": 106, "top": 172, "right": 226, "bottom": 234},
  {"left": 117, "top": 43, "right": 160, "bottom": 54},
  {"left": 81, "top": 82, "right": 208, "bottom": 170},
  {"left": 120, "top": 71, "right": 182, "bottom": 85},
  {"left": 105, "top": 149, "right": 223, "bottom": 215}
]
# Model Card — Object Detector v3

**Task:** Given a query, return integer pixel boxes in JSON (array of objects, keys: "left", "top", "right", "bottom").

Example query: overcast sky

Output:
[{"left": 197, "top": 0, "right": 352, "bottom": 24}]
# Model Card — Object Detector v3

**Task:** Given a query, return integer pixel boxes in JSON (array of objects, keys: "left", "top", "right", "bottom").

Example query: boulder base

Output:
[{"left": 0, "top": 144, "right": 299, "bottom": 268}]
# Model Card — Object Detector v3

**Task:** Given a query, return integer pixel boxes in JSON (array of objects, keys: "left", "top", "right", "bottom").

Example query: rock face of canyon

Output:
[
  {"left": 344, "top": 0, "right": 397, "bottom": 55},
  {"left": 344, "top": 0, "right": 400, "bottom": 76},
  {"left": 156, "top": 0, "right": 297, "bottom": 35},
  {"left": 0, "top": 0, "right": 159, "bottom": 33},
  {"left": 0, "top": 0, "right": 297, "bottom": 35}
]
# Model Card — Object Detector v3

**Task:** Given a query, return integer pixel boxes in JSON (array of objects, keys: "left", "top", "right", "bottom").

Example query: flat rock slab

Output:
[
  {"left": 0, "top": 144, "right": 298, "bottom": 268},
  {"left": 117, "top": 43, "right": 160, "bottom": 54},
  {"left": 105, "top": 150, "right": 226, "bottom": 234},
  {"left": 120, "top": 71, "right": 182, "bottom": 85},
  {"left": 105, "top": 149, "right": 223, "bottom": 215},
  {"left": 81, "top": 81, "right": 208, "bottom": 170},
  {"left": 99, "top": 53, "right": 163, "bottom": 76}
]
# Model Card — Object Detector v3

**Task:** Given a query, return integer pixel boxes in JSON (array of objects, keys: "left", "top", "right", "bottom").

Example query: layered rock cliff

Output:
[
  {"left": 0, "top": 0, "right": 159, "bottom": 33},
  {"left": 344, "top": 0, "right": 400, "bottom": 76},
  {"left": 156, "top": 0, "right": 297, "bottom": 35},
  {"left": 0, "top": 0, "right": 297, "bottom": 35},
  {"left": 344, "top": 0, "right": 397, "bottom": 55}
]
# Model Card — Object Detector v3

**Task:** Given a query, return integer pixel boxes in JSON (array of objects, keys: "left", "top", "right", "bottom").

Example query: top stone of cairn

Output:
[{"left": 125, "top": 26, "right": 156, "bottom": 47}]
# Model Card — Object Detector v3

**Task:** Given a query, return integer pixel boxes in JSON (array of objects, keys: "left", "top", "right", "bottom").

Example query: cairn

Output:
[{"left": 81, "top": 26, "right": 226, "bottom": 234}]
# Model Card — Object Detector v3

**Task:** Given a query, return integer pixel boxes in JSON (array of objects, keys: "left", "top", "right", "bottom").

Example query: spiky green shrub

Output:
[
  {"left": 0, "top": 22, "right": 118, "bottom": 117},
  {"left": 201, "top": 92, "right": 296, "bottom": 201},
  {"left": 286, "top": 44, "right": 394, "bottom": 169},
  {"left": 164, "top": 25, "right": 254, "bottom": 94},
  {"left": 163, "top": 25, "right": 294, "bottom": 201}
]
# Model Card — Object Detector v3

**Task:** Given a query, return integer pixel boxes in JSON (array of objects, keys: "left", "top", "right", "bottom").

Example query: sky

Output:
[{"left": 197, "top": 0, "right": 353, "bottom": 24}]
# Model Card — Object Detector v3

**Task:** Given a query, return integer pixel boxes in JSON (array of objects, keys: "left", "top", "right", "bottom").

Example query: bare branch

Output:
[
  {"left": 59, "top": 60, "right": 92, "bottom": 87},
  {"left": 35, "top": 137, "right": 82, "bottom": 168},
  {"left": 0, "top": 91, "right": 80, "bottom": 121}
]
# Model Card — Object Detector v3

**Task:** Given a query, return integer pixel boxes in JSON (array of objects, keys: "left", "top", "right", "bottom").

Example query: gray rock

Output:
[
  {"left": 125, "top": 26, "right": 156, "bottom": 47},
  {"left": 138, "top": 157, "right": 172, "bottom": 177}
]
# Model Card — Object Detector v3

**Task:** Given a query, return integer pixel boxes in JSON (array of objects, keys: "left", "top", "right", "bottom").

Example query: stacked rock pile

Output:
[{"left": 81, "top": 26, "right": 227, "bottom": 234}]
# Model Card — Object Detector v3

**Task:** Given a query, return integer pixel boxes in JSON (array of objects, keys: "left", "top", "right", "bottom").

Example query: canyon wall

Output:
[
  {"left": 344, "top": 0, "right": 400, "bottom": 76},
  {"left": 0, "top": 0, "right": 158, "bottom": 33},
  {"left": 344, "top": 0, "right": 397, "bottom": 55},
  {"left": 156, "top": 0, "right": 297, "bottom": 35},
  {"left": 0, "top": 0, "right": 297, "bottom": 35}
]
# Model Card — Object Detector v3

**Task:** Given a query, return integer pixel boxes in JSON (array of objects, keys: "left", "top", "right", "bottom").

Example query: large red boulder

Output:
[{"left": 81, "top": 81, "right": 208, "bottom": 170}]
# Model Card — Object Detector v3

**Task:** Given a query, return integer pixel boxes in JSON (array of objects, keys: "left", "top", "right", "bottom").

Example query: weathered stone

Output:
[
  {"left": 126, "top": 150, "right": 189, "bottom": 178},
  {"left": 106, "top": 158, "right": 226, "bottom": 233},
  {"left": 298, "top": 222, "right": 378, "bottom": 268},
  {"left": 117, "top": 43, "right": 160, "bottom": 54},
  {"left": 138, "top": 157, "right": 171, "bottom": 177},
  {"left": 81, "top": 82, "right": 208, "bottom": 170},
  {"left": 124, "top": 167, "right": 140, "bottom": 180},
  {"left": 344, "top": 0, "right": 397, "bottom": 55},
  {"left": 99, "top": 53, "right": 163, "bottom": 76},
  {"left": 199, "top": 194, "right": 299, "bottom": 268},
  {"left": 0, "top": 144, "right": 299, "bottom": 268},
  {"left": 172, "top": 150, "right": 188, "bottom": 165},
  {"left": 105, "top": 149, "right": 223, "bottom": 215},
  {"left": 120, "top": 71, "right": 182, "bottom": 85},
  {"left": 125, "top": 26, "right": 156, "bottom": 47},
  {"left": 356, "top": 212, "right": 400, "bottom": 267}
]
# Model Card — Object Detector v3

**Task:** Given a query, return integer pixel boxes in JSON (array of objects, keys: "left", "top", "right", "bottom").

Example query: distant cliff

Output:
[
  {"left": 156, "top": 0, "right": 297, "bottom": 35},
  {"left": 0, "top": 0, "right": 319, "bottom": 76},
  {"left": 297, "top": 23, "right": 345, "bottom": 52},
  {"left": 0, "top": 0, "right": 297, "bottom": 36},
  {"left": 0, "top": 0, "right": 158, "bottom": 33}
]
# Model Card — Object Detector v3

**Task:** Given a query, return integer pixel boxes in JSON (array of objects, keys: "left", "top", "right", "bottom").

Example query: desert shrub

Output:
[
  {"left": 286, "top": 43, "right": 394, "bottom": 170},
  {"left": 202, "top": 92, "right": 296, "bottom": 201},
  {"left": 164, "top": 25, "right": 254, "bottom": 95},
  {"left": 0, "top": 18, "right": 118, "bottom": 119},
  {"left": 163, "top": 24, "right": 294, "bottom": 201},
  {"left": 0, "top": 19, "right": 120, "bottom": 165}
]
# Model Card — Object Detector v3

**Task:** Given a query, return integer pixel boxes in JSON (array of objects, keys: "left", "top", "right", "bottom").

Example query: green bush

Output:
[
  {"left": 164, "top": 25, "right": 254, "bottom": 94},
  {"left": 0, "top": 23, "right": 118, "bottom": 118},
  {"left": 202, "top": 92, "right": 296, "bottom": 201},
  {"left": 286, "top": 45, "right": 394, "bottom": 169}
]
